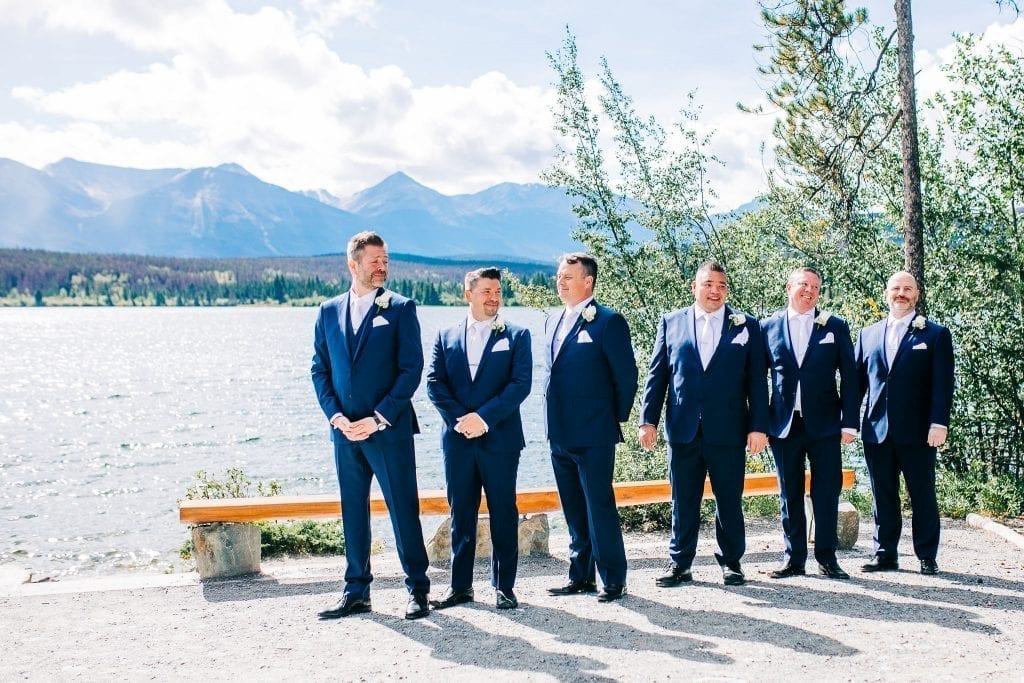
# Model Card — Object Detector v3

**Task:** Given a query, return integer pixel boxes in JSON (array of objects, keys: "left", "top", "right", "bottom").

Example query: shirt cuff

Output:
[
  {"left": 929, "top": 424, "right": 947, "bottom": 431},
  {"left": 841, "top": 428, "right": 857, "bottom": 436}
]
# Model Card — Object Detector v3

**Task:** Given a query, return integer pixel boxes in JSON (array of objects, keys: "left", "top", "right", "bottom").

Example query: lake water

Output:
[{"left": 0, "top": 306, "right": 560, "bottom": 579}]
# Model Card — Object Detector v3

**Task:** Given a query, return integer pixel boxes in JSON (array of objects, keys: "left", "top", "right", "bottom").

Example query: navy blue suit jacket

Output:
[
  {"left": 761, "top": 309, "right": 859, "bottom": 439},
  {"left": 855, "top": 317, "right": 954, "bottom": 445},
  {"left": 641, "top": 305, "right": 769, "bottom": 446},
  {"left": 311, "top": 288, "right": 423, "bottom": 443},
  {"left": 544, "top": 301, "right": 638, "bottom": 448},
  {"left": 426, "top": 318, "right": 532, "bottom": 455}
]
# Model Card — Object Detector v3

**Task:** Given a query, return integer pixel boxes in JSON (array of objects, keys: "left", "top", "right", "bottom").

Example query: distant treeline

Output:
[{"left": 0, "top": 249, "right": 554, "bottom": 307}]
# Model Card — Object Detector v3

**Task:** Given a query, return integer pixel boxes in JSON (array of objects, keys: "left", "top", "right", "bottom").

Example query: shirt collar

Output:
[
  {"left": 693, "top": 303, "right": 723, "bottom": 320},
  {"left": 349, "top": 288, "right": 378, "bottom": 307},
  {"left": 788, "top": 307, "right": 814, "bottom": 320},
  {"left": 887, "top": 311, "right": 915, "bottom": 326},
  {"left": 467, "top": 313, "right": 496, "bottom": 329},
  {"left": 565, "top": 296, "right": 594, "bottom": 316}
]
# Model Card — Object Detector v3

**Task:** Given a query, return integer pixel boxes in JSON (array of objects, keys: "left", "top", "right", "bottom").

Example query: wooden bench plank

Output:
[{"left": 179, "top": 469, "right": 856, "bottom": 524}]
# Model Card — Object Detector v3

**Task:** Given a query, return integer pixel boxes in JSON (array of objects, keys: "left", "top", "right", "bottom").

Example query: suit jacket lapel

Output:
[
  {"left": 547, "top": 310, "right": 565, "bottom": 364},
  {"left": 782, "top": 311, "right": 799, "bottom": 366},
  {"left": 454, "top": 319, "right": 473, "bottom": 384},
  {"left": 682, "top": 307, "right": 701, "bottom": 366},
  {"left": 338, "top": 292, "right": 354, "bottom": 360},
  {"left": 875, "top": 322, "right": 892, "bottom": 373}
]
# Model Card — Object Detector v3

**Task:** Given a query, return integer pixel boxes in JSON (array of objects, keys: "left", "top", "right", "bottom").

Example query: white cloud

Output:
[{"left": 0, "top": 0, "right": 557, "bottom": 198}]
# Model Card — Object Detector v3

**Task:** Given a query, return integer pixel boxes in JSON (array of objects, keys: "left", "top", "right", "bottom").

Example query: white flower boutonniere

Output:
[
  {"left": 374, "top": 292, "right": 392, "bottom": 310},
  {"left": 491, "top": 316, "right": 506, "bottom": 334},
  {"left": 581, "top": 304, "right": 597, "bottom": 323},
  {"left": 815, "top": 311, "right": 832, "bottom": 327},
  {"left": 729, "top": 313, "right": 746, "bottom": 327},
  {"left": 912, "top": 315, "right": 927, "bottom": 330}
]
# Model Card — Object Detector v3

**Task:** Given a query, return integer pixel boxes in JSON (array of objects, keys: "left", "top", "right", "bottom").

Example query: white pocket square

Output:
[
  {"left": 491, "top": 338, "right": 510, "bottom": 352},
  {"left": 731, "top": 328, "right": 749, "bottom": 345},
  {"left": 371, "top": 316, "right": 389, "bottom": 327},
  {"left": 820, "top": 332, "right": 835, "bottom": 344},
  {"left": 577, "top": 330, "right": 593, "bottom": 343},
  {"left": 912, "top": 341, "right": 927, "bottom": 350}
]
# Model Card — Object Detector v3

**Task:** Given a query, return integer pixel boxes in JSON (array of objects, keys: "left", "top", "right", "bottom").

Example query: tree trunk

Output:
[{"left": 895, "top": 0, "right": 927, "bottom": 311}]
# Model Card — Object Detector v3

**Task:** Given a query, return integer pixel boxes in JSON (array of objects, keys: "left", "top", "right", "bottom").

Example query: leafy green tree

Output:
[{"left": 924, "top": 37, "right": 1024, "bottom": 475}]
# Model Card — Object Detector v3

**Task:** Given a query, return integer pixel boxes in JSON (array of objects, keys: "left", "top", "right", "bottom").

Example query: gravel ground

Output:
[{"left": 3, "top": 517, "right": 1023, "bottom": 682}]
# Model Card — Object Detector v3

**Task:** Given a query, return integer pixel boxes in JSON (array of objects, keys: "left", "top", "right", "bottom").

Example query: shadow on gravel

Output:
[
  {"left": 854, "top": 570, "right": 1024, "bottom": 611},
  {"left": 735, "top": 582, "right": 1001, "bottom": 634},
  {"left": 495, "top": 603, "right": 732, "bottom": 665},
  {"left": 199, "top": 572, "right": 407, "bottom": 603},
  {"left": 375, "top": 610, "right": 617, "bottom": 681},
  {"left": 623, "top": 594, "right": 859, "bottom": 657},
  {"left": 200, "top": 576, "right": 343, "bottom": 602}
]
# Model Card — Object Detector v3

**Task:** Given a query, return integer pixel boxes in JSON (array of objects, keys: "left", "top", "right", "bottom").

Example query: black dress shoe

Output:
[
  {"left": 318, "top": 593, "right": 371, "bottom": 619},
  {"left": 496, "top": 590, "right": 518, "bottom": 609},
  {"left": 429, "top": 587, "right": 474, "bottom": 609},
  {"left": 818, "top": 562, "right": 850, "bottom": 580},
  {"left": 596, "top": 584, "right": 625, "bottom": 602},
  {"left": 655, "top": 563, "right": 693, "bottom": 587},
  {"left": 547, "top": 580, "right": 598, "bottom": 595},
  {"left": 861, "top": 556, "right": 899, "bottom": 572},
  {"left": 722, "top": 562, "right": 745, "bottom": 586},
  {"left": 768, "top": 563, "right": 806, "bottom": 579},
  {"left": 405, "top": 592, "right": 430, "bottom": 620},
  {"left": 920, "top": 559, "right": 939, "bottom": 575}
]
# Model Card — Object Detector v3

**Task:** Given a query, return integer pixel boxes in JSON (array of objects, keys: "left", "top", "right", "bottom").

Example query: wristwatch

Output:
[{"left": 373, "top": 415, "right": 387, "bottom": 431}]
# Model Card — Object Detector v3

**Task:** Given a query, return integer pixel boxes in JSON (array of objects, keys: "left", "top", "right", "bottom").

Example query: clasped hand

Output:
[
  {"left": 331, "top": 415, "right": 378, "bottom": 442},
  {"left": 455, "top": 412, "right": 487, "bottom": 439}
]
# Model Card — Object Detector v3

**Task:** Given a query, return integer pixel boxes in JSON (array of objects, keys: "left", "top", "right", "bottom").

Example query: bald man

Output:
[{"left": 855, "top": 272, "right": 954, "bottom": 575}]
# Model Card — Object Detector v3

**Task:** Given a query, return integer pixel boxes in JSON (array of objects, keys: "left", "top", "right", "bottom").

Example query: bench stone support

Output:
[
  {"left": 426, "top": 513, "right": 550, "bottom": 564},
  {"left": 191, "top": 522, "right": 261, "bottom": 580},
  {"left": 804, "top": 496, "right": 860, "bottom": 550}
]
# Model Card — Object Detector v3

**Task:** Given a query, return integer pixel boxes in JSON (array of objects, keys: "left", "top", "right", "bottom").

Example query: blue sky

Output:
[{"left": 0, "top": 1, "right": 1021, "bottom": 211}]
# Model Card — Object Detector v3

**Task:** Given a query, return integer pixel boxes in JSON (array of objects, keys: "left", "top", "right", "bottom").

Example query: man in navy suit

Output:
[
  {"left": 426, "top": 267, "right": 532, "bottom": 610},
  {"left": 544, "top": 253, "right": 637, "bottom": 602},
  {"left": 856, "top": 271, "right": 954, "bottom": 575},
  {"left": 311, "top": 231, "right": 431, "bottom": 620},
  {"left": 639, "top": 261, "right": 768, "bottom": 586},
  {"left": 761, "top": 267, "right": 859, "bottom": 580}
]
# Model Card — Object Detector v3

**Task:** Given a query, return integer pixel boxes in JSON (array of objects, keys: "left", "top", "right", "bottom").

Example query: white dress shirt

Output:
[
  {"left": 693, "top": 303, "right": 722, "bottom": 369},
  {"left": 349, "top": 288, "right": 378, "bottom": 334},
  {"left": 466, "top": 314, "right": 495, "bottom": 380},
  {"left": 553, "top": 297, "right": 593, "bottom": 358}
]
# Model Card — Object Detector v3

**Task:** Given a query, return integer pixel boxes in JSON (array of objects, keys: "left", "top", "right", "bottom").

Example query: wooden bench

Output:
[{"left": 179, "top": 469, "right": 856, "bottom": 524}]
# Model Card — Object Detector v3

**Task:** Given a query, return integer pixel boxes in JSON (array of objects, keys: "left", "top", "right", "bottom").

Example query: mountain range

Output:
[{"left": 0, "top": 158, "right": 590, "bottom": 261}]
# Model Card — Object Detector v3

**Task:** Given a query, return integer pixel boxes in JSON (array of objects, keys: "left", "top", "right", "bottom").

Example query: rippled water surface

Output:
[{"left": 0, "top": 306, "right": 555, "bottom": 578}]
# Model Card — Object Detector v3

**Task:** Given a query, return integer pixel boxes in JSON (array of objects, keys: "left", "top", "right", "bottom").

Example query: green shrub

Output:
[
  {"left": 936, "top": 461, "right": 1024, "bottom": 518},
  {"left": 841, "top": 485, "right": 874, "bottom": 517},
  {"left": 258, "top": 519, "right": 344, "bottom": 557},
  {"left": 183, "top": 467, "right": 282, "bottom": 499},
  {"left": 614, "top": 437, "right": 674, "bottom": 532}
]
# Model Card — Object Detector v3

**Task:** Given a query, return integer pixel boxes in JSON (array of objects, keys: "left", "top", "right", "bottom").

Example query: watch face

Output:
[{"left": 377, "top": 422, "right": 387, "bottom": 431}]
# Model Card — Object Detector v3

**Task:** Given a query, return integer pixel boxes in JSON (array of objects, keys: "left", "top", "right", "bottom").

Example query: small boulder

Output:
[{"left": 191, "top": 522, "right": 261, "bottom": 580}]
